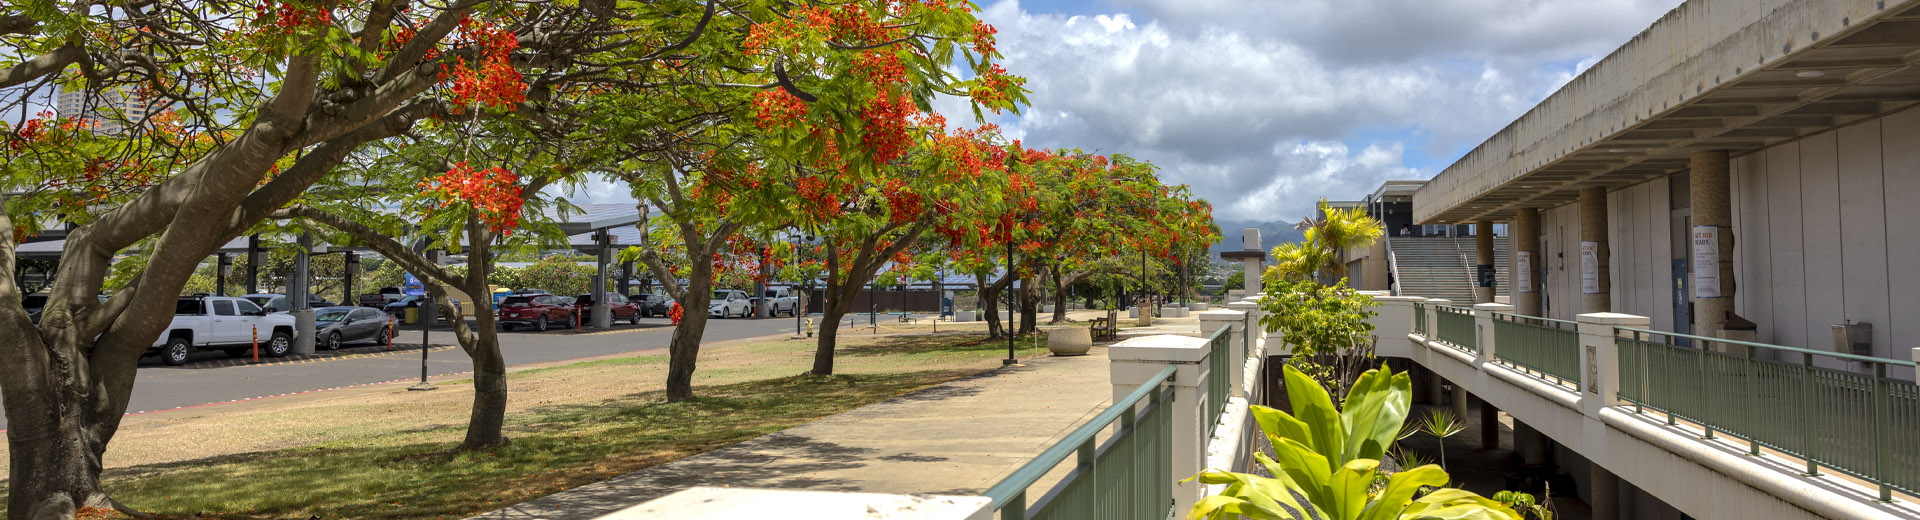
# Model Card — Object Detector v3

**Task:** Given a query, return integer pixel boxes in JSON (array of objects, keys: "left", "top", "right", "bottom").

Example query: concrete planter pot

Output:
[
  {"left": 1042, "top": 305, "right": 1056, "bottom": 314},
  {"left": 1188, "top": 303, "right": 1209, "bottom": 311},
  {"left": 1042, "top": 326, "right": 1092, "bottom": 356},
  {"left": 955, "top": 310, "right": 976, "bottom": 322},
  {"left": 1127, "top": 307, "right": 1139, "bottom": 319}
]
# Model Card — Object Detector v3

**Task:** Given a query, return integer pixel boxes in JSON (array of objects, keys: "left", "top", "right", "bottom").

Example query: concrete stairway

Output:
[{"left": 1389, "top": 236, "right": 1508, "bottom": 303}]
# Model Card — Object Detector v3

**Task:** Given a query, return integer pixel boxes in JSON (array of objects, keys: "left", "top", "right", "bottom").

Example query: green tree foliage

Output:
[
  {"left": 1187, "top": 365, "right": 1522, "bottom": 520},
  {"left": 1270, "top": 200, "right": 1385, "bottom": 284},
  {"left": 1258, "top": 279, "right": 1380, "bottom": 399}
]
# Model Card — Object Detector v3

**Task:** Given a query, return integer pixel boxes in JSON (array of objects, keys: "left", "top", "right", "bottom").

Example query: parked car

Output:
[
  {"left": 632, "top": 293, "right": 674, "bottom": 317},
  {"left": 315, "top": 306, "right": 395, "bottom": 350},
  {"left": 514, "top": 288, "right": 551, "bottom": 296},
  {"left": 382, "top": 295, "right": 428, "bottom": 317},
  {"left": 496, "top": 294, "right": 576, "bottom": 331},
  {"left": 708, "top": 290, "right": 751, "bottom": 318},
  {"left": 755, "top": 287, "right": 800, "bottom": 317},
  {"left": 21, "top": 293, "right": 109, "bottom": 323},
  {"left": 357, "top": 287, "right": 405, "bottom": 308},
  {"left": 574, "top": 293, "right": 642, "bottom": 325},
  {"left": 151, "top": 296, "right": 298, "bottom": 366},
  {"left": 244, "top": 293, "right": 335, "bottom": 313}
]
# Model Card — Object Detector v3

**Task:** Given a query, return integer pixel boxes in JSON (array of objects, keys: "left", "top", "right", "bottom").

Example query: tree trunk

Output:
[
  {"left": 455, "top": 220, "right": 507, "bottom": 449},
  {"left": 1018, "top": 278, "right": 1040, "bottom": 335},
  {"left": 979, "top": 273, "right": 1005, "bottom": 338},
  {"left": 0, "top": 332, "right": 118, "bottom": 520},
  {"left": 812, "top": 299, "right": 855, "bottom": 375},
  {"left": 665, "top": 263, "right": 715, "bottom": 403}
]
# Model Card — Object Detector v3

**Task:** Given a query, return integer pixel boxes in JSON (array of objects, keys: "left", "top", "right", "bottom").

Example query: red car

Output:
[
  {"left": 574, "top": 294, "right": 643, "bottom": 325},
  {"left": 496, "top": 295, "right": 576, "bottom": 331}
]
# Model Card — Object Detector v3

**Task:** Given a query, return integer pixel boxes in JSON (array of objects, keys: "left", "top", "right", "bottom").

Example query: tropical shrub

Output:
[
  {"left": 1259, "top": 278, "right": 1380, "bottom": 400},
  {"left": 1186, "top": 365, "right": 1523, "bottom": 520}
]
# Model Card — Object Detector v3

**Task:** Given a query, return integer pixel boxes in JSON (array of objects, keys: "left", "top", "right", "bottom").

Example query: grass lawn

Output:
[{"left": 2, "top": 332, "right": 1040, "bottom": 520}]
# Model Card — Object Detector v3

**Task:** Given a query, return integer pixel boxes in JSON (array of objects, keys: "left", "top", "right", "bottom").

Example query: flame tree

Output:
[{"left": 589, "top": 0, "right": 1026, "bottom": 402}]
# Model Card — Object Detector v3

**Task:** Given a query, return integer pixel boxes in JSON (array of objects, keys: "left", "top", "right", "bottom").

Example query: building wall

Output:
[
  {"left": 1729, "top": 106, "right": 1920, "bottom": 367},
  {"left": 1525, "top": 106, "right": 1919, "bottom": 371}
]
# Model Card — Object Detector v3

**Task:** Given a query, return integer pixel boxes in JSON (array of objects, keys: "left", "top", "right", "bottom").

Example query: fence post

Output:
[
  {"left": 1109, "top": 334, "right": 1213, "bottom": 515},
  {"left": 1472, "top": 303, "right": 1511, "bottom": 367},
  {"left": 1576, "top": 313, "right": 1649, "bottom": 418},
  {"left": 1423, "top": 299, "right": 1451, "bottom": 341},
  {"left": 1199, "top": 310, "right": 1247, "bottom": 398}
]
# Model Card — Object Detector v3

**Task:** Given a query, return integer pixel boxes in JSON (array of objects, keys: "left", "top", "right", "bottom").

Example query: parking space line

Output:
[{"left": 182, "top": 344, "right": 460, "bottom": 369}]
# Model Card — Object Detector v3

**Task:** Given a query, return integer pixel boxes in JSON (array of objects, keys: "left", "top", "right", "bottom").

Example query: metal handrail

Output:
[
  {"left": 1490, "top": 312, "right": 1580, "bottom": 386},
  {"left": 1616, "top": 328, "right": 1919, "bottom": 500},
  {"left": 985, "top": 364, "right": 1178, "bottom": 518},
  {"left": 1434, "top": 305, "right": 1476, "bottom": 352},
  {"left": 1616, "top": 326, "right": 1916, "bottom": 367},
  {"left": 1490, "top": 311, "right": 1577, "bottom": 327}
]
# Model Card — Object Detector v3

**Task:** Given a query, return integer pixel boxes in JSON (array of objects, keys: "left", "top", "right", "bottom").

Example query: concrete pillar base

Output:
[
  {"left": 1591, "top": 463, "right": 1619, "bottom": 520},
  {"left": 1449, "top": 381, "right": 1468, "bottom": 421},
  {"left": 1480, "top": 399, "right": 1500, "bottom": 450},
  {"left": 291, "top": 309, "right": 316, "bottom": 355}
]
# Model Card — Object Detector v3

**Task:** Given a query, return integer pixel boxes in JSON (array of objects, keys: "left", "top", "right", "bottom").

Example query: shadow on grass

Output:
[
  {"left": 836, "top": 333, "right": 1045, "bottom": 358},
  {"left": 8, "top": 371, "right": 976, "bottom": 520}
]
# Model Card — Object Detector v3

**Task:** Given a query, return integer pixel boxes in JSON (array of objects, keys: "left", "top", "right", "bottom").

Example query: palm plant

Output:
[
  {"left": 1270, "top": 199, "right": 1387, "bottom": 284},
  {"left": 1415, "top": 409, "right": 1467, "bottom": 473},
  {"left": 1187, "top": 365, "right": 1521, "bottom": 520}
]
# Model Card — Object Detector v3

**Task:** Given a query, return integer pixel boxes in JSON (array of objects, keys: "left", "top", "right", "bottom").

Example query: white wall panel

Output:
[
  {"left": 1798, "top": 132, "right": 1845, "bottom": 364},
  {"left": 1732, "top": 152, "right": 1773, "bottom": 344},
  {"left": 1764, "top": 143, "right": 1808, "bottom": 351},
  {"left": 1836, "top": 122, "right": 1891, "bottom": 361},
  {"left": 1882, "top": 108, "right": 1920, "bottom": 378}
]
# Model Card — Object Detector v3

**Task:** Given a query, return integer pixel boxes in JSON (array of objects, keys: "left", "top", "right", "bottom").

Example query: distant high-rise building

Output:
[{"left": 54, "top": 85, "right": 160, "bottom": 135}]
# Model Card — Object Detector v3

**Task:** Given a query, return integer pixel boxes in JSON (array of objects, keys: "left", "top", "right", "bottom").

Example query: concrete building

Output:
[
  {"left": 1408, "top": 0, "right": 1920, "bottom": 378},
  {"left": 55, "top": 84, "right": 159, "bottom": 135}
]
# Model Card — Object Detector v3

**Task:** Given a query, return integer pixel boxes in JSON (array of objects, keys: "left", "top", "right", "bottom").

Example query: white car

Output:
[
  {"left": 708, "top": 290, "right": 752, "bottom": 318},
  {"left": 150, "top": 296, "right": 299, "bottom": 366}
]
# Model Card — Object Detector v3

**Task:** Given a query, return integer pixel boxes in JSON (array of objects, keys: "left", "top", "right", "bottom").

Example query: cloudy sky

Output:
[{"left": 571, "top": 0, "right": 1684, "bottom": 224}]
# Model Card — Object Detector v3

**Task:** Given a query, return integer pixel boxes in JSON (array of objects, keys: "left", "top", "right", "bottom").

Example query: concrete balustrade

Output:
[
  {"left": 1471, "top": 303, "right": 1511, "bottom": 367},
  {"left": 1198, "top": 310, "right": 1247, "bottom": 398},
  {"left": 1107, "top": 334, "right": 1213, "bottom": 514}
]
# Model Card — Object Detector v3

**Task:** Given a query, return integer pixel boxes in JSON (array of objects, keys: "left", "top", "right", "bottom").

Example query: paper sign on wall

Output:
[
  {"left": 1580, "top": 241, "right": 1600, "bottom": 295},
  {"left": 1516, "top": 251, "right": 1534, "bottom": 293},
  {"left": 1692, "top": 225, "right": 1722, "bottom": 298}
]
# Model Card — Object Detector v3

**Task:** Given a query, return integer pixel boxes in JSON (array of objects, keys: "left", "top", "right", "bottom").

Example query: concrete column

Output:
[
  {"left": 1480, "top": 398, "right": 1500, "bottom": 450},
  {"left": 290, "top": 235, "right": 316, "bottom": 356},
  {"left": 1241, "top": 228, "right": 1264, "bottom": 295},
  {"left": 1109, "top": 334, "right": 1213, "bottom": 514},
  {"left": 619, "top": 260, "right": 634, "bottom": 296},
  {"left": 1591, "top": 464, "right": 1620, "bottom": 520},
  {"left": 1198, "top": 310, "right": 1248, "bottom": 398},
  {"left": 1225, "top": 301, "right": 1259, "bottom": 358},
  {"left": 1576, "top": 312, "right": 1649, "bottom": 417},
  {"left": 1422, "top": 366, "right": 1445, "bottom": 406},
  {"left": 592, "top": 231, "right": 613, "bottom": 328},
  {"left": 1579, "top": 188, "right": 1611, "bottom": 313},
  {"left": 246, "top": 234, "right": 261, "bottom": 294},
  {"left": 1515, "top": 421, "right": 1549, "bottom": 466},
  {"left": 1449, "top": 379, "right": 1468, "bottom": 420},
  {"left": 1472, "top": 302, "right": 1511, "bottom": 367},
  {"left": 1475, "top": 220, "right": 1495, "bottom": 303},
  {"left": 1423, "top": 298, "right": 1450, "bottom": 336},
  {"left": 1690, "top": 150, "right": 1736, "bottom": 338},
  {"left": 1513, "top": 208, "right": 1542, "bottom": 316}
]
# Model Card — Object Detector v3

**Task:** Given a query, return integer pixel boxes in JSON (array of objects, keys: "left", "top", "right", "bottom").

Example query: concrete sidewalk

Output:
[{"left": 465, "top": 348, "right": 1124, "bottom": 519}]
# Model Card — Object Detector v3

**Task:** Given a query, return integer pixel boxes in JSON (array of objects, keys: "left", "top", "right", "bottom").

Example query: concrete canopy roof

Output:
[{"left": 1415, "top": 0, "right": 1920, "bottom": 224}]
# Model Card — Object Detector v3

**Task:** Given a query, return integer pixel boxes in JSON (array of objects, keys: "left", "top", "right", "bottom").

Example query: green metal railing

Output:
[
  {"left": 1434, "top": 306, "right": 1476, "bottom": 353},
  {"left": 1616, "top": 328, "right": 1920, "bottom": 501},
  {"left": 986, "top": 365, "right": 1177, "bottom": 520},
  {"left": 1413, "top": 302, "right": 1427, "bottom": 335},
  {"left": 1492, "top": 313, "right": 1580, "bottom": 387},
  {"left": 1207, "top": 324, "right": 1232, "bottom": 435}
]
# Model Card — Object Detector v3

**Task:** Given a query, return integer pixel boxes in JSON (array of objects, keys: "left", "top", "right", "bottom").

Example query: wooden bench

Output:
[{"left": 1090, "top": 309, "right": 1119, "bottom": 342}]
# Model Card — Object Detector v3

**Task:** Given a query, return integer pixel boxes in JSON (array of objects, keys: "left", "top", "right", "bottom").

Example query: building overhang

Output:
[{"left": 1415, "top": 0, "right": 1920, "bottom": 224}]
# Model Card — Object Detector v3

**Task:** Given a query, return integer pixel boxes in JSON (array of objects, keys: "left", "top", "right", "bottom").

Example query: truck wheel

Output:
[
  {"left": 265, "top": 332, "right": 292, "bottom": 357},
  {"left": 535, "top": 316, "right": 549, "bottom": 332},
  {"left": 162, "top": 337, "right": 191, "bottom": 366},
  {"left": 325, "top": 332, "right": 342, "bottom": 351}
]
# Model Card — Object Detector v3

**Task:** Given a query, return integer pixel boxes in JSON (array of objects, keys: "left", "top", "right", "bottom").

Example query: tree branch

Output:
[
  {"left": 0, "top": 44, "right": 83, "bottom": 90},
  {"left": 275, "top": 205, "right": 468, "bottom": 289}
]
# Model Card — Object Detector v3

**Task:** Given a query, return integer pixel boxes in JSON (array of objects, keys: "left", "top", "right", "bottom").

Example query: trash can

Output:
[{"left": 404, "top": 307, "right": 420, "bottom": 325}]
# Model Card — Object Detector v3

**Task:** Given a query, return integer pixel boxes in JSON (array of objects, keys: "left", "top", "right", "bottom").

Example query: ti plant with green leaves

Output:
[{"left": 1186, "top": 365, "right": 1523, "bottom": 520}]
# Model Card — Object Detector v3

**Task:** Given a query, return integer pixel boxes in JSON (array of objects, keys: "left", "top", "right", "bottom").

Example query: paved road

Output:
[{"left": 0, "top": 316, "right": 800, "bottom": 430}]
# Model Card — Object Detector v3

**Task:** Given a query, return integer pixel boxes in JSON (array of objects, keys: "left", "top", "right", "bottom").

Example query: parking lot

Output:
[{"left": 0, "top": 316, "right": 798, "bottom": 430}]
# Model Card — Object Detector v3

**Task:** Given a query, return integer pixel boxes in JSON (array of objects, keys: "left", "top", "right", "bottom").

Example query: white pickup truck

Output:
[
  {"left": 758, "top": 287, "right": 800, "bottom": 317},
  {"left": 149, "top": 296, "right": 298, "bottom": 366}
]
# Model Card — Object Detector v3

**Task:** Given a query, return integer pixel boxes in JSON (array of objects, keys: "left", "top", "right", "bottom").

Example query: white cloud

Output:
[{"left": 974, "top": 0, "right": 1680, "bottom": 221}]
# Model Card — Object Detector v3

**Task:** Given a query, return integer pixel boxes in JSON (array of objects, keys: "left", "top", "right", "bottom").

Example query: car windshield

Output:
[
  {"left": 764, "top": 290, "right": 780, "bottom": 297},
  {"left": 713, "top": 291, "right": 731, "bottom": 300},
  {"left": 315, "top": 310, "right": 350, "bottom": 321},
  {"left": 500, "top": 296, "right": 533, "bottom": 307},
  {"left": 21, "top": 294, "right": 47, "bottom": 308},
  {"left": 244, "top": 296, "right": 274, "bottom": 306}
]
